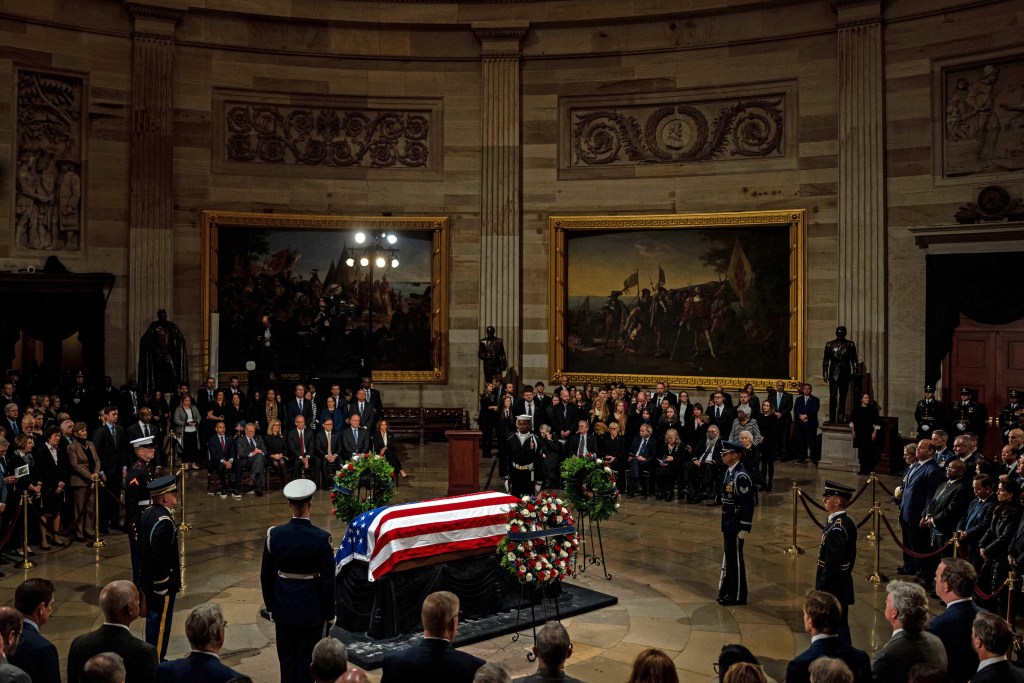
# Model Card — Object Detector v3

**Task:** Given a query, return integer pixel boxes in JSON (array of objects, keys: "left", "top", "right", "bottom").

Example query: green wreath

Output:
[
  {"left": 330, "top": 454, "right": 396, "bottom": 521},
  {"left": 561, "top": 455, "right": 621, "bottom": 522}
]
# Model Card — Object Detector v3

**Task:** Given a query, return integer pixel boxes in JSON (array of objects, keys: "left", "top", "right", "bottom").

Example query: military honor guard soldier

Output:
[
  {"left": 999, "top": 389, "right": 1022, "bottom": 444},
  {"left": 914, "top": 385, "right": 944, "bottom": 436},
  {"left": 138, "top": 474, "right": 181, "bottom": 661},
  {"left": 124, "top": 435, "right": 156, "bottom": 586},
  {"left": 816, "top": 480, "right": 857, "bottom": 644},
  {"left": 718, "top": 441, "right": 755, "bottom": 606},
  {"left": 950, "top": 387, "right": 984, "bottom": 446},
  {"left": 260, "top": 479, "right": 337, "bottom": 683},
  {"left": 502, "top": 415, "right": 544, "bottom": 497}
]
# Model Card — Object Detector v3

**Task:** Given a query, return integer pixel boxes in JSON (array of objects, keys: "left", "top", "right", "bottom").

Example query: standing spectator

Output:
[
  {"left": 755, "top": 401, "right": 778, "bottom": 491},
  {"left": 926, "top": 558, "right": 981, "bottom": 683},
  {"left": 172, "top": 396, "right": 201, "bottom": 471},
  {"left": 850, "top": 393, "right": 881, "bottom": 475},
  {"left": 968, "top": 612, "right": 1024, "bottom": 683},
  {"left": 66, "top": 581, "right": 157, "bottom": 683},
  {"left": 82, "top": 653, "right": 125, "bottom": 683},
  {"left": 954, "top": 474, "right": 995, "bottom": 571},
  {"left": 0, "top": 607, "right": 28, "bottom": 683},
  {"left": 976, "top": 476, "right": 1022, "bottom": 613},
  {"left": 512, "top": 622, "right": 580, "bottom": 683},
  {"left": 91, "top": 406, "right": 125, "bottom": 533},
  {"left": 786, "top": 590, "right": 869, "bottom": 683},
  {"left": 625, "top": 648, "right": 678, "bottom": 683},
  {"left": 157, "top": 603, "right": 241, "bottom": 683},
  {"left": 208, "top": 422, "right": 238, "bottom": 499},
  {"left": 10, "top": 579, "right": 59, "bottom": 683},
  {"left": 67, "top": 421, "right": 101, "bottom": 540},
  {"left": 920, "top": 460, "right": 972, "bottom": 579},
  {"left": 900, "top": 440, "right": 944, "bottom": 581},
  {"left": 870, "top": 581, "right": 947, "bottom": 683},
  {"left": 309, "top": 637, "right": 347, "bottom": 683},
  {"left": 381, "top": 591, "right": 484, "bottom": 683},
  {"left": 793, "top": 384, "right": 820, "bottom": 465},
  {"left": 767, "top": 381, "right": 794, "bottom": 460}
]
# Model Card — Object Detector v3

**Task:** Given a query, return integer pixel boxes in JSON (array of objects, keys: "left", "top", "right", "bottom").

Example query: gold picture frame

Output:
[
  {"left": 202, "top": 211, "right": 449, "bottom": 384},
  {"left": 549, "top": 210, "right": 805, "bottom": 391}
]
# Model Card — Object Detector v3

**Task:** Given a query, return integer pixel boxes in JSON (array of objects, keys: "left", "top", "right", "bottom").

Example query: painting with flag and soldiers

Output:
[{"left": 549, "top": 210, "right": 805, "bottom": 388}]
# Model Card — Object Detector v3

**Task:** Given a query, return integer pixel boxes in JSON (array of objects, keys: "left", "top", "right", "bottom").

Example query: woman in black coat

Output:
[
  {"left": 850, "top": 392, "right": 882, "bottom": 475},
  {"left": 32, "top": 427, "right": 70, "bottom": 547},
  {"left": 600, "top": 421, "right": 628, "bottom": 485},
  {"left": 371, "top": 418, "right": 406, "bottom": 479},
  {"left": 755, "top": 400, "right": 779, "bottom": 491},
  {"left": 978, "top": 475, "right": 1023, "bottom": 614}
]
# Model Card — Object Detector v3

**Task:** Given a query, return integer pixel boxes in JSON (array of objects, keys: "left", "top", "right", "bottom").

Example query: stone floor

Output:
[{"left": 0, "top": 444, "right": 918, "bottom": 682}]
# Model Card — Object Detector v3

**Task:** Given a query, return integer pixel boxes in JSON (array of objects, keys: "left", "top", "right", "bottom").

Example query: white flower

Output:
[
  {"left": 525, "top": 573, "right": 533, "bottom": 581},
  {"left": 559, "top": 550, "right": 568, "bottom": 558},
  {"left": 604, "top": 466, "right": 613, "bottom": 474},
  {"left": 507, "top": 552, "right": 516, "bottom": 561},
  {"left": 516, "top": 544, "right": 524, "bottom": 552},
  {"left": 522, "top": 496, "right": 530, "bottom": 503},
  {"left": 556, "top": 515, "right": 563, "bottom": 523},
  {"left": 505, "top": 524, "right": 512, "bottom": 531},
  {"left": 615, "top": 503, "right": 621, "bottom": 509}
]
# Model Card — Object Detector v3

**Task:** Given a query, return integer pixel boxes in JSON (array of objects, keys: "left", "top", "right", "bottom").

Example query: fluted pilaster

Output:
[
  {"left": 126, "top": 3, "right": 181, "bottom": 379},
  {"left": 836, "top": 1, "right": 886, "bottom": 398},
  {"left": 475, "top": 24, "right": 527, "bottom": 382}
]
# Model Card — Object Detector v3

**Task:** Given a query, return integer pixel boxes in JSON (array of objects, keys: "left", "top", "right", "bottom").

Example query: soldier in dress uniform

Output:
[
  {"left": 138, "top": 474, "right": 180, "bottom": 662},
  {"left": 260, "top": 479, "right": 336, "bottom": 683},
  {"left": 502, "top": 415, "right": 544, "bottom": 497},
  {"left": 718, "top": 441, "right": 754, "bottom": 606},
  {"left": 950, "top": 387, "right": 984, "bottom": 446},
  {"left": 124, "top": 435, "right": 156, "bottom": 586},
  {"left": 914, "top": 385, "right": 945, "bottom": 436},
  {"left": 998, "top": 389, "right": 1022, "bottom": 444},
  {"left": 816, "top": 480, "right": 857, "bottom": 644}
]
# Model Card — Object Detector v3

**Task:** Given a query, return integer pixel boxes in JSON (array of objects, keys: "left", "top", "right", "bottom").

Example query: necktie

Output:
[
  {"left": 249, "top": 438, "right": 255, "bottom": 449},
  {"left": 578, "top": 437, "right": 585, "bottom": 455},
  {"left": 327, "top": 432, "right": 333, "bottom": 457},
  {"left": 777, "top": 394, "right": 781, "bottom": 409},
  {"left": 359, "top": 402, "right": 365, "bottom": 415},
  {"left": 353, "top": 429, "right": 358, "bottom": 445},
  {"left": 110, "top": 425, "right": 118, "bottom": 448},
  {"left": 220, "top": 435, "right": 225, "bottom": 451},
  {"left": 527, "top": 403, "right": 532, "bottom": 417},
  {"left": 143, "top": 425, "right": 149, "bottom": 438},
  {"left": 703, "top": 443, "right": 714, "bottom": 463},
  {"left": 299, "top": 431, "right": 305, "bottom": 454},
  {"left": 641, "top": 438, "right": 647, "bottom": 454},
  {"left": 298, "top": 399, "right": 303, "bottom": 412},
  {"left": 717, "top": 407, "right": 721, "bottom": 419}
]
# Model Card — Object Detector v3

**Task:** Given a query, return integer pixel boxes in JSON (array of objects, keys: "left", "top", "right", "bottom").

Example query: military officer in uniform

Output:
[
  {"left": 998, "top": 389, "right": 1022, "bottom": 444},
  {"left": 124, "top": 435, "right": 156, "bottom": 586},
  {"left": 718, "top": 441, "right": 755, "bottom": 606},
  {"left": 816, "top": 480, "right": 857, "bottom": 644},
  {"left": 260, "top": 479, "right": 336, "bottom": 683},
  {"left": 914, "top": 385, "right": 945, "bottom": 436},
  {"left": 950, "top": 387, "right": 984, "bottom": 447},
  {"left": 502, "top": 415, "right": 544, "bottom": 497},
  {"left": 138, "top": 474, "right": 180, "bottom": 662}
]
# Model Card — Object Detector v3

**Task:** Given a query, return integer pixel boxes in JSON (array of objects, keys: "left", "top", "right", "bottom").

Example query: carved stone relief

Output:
[
  {"left": 942, "top": 55, "right": 1024, "bottom": 177},
  {"left": 14, "top": 69, "right": 85, "bottom": 252},
  {"left": 215, "top": 91, "right": 441, "bottom": 177}
]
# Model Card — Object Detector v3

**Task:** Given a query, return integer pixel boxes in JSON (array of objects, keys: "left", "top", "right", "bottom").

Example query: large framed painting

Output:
[
  {"left": 549, "top": 210, "right": 805, "bottom": 390},
  {"left": 202, "top": 211, "right": 449, "bottom": 384}
]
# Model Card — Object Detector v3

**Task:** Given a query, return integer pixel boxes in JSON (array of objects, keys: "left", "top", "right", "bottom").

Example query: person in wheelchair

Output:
[{"left": 685, "top": 424, "right": 724, "bottom": 502}]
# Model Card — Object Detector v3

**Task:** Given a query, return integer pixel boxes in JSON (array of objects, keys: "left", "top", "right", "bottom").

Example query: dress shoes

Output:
[{"left": 717, "top": 597, "right": 746, "bottom": 606}]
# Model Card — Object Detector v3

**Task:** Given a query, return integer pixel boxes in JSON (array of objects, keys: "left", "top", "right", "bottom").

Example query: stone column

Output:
[
  {"left": 835, "top": 1, "right": 886, "bottom": 400},
  {"left": 126, "top": 2, "right": 181, "bottom": 380},
  {"left": 475, "top": 23, "right": 528, "bottom": 383}
]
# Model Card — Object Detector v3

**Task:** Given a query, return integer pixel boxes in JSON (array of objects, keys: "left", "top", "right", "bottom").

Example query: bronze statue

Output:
[
  {"left": 139, "top": 309, "right": 189, "bottom": 396},
  {"left": 478, "top": 325, "right": 507, "bottom": 382},
  {"left": 822, "top": 326, "right": 858, "bottom": 424}
]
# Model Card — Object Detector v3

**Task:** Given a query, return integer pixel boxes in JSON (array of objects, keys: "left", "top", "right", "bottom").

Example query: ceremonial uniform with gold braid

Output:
[
  {"left": 816, "top": 510, "right": 857, "bottom": 641},
  {"left": 139, "top": 498, "right": 180, "bottom": 661}
]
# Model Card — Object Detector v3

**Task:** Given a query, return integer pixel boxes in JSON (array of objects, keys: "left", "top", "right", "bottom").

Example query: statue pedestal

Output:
[{"left": 819, "top": 424, "right": 857, "bottom": 472}]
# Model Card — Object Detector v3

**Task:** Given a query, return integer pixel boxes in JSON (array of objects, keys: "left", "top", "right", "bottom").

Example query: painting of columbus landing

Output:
[
  {"left": 203, "top": 212, "right": 449, "bottom": 383},
  {"left": 549, "top": 212, "right": 805, "bottom": 388}
]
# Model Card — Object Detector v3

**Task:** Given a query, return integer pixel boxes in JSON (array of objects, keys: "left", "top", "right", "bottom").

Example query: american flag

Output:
[{"left": 335, "top": 491, "right": 520, "bottom": 582}]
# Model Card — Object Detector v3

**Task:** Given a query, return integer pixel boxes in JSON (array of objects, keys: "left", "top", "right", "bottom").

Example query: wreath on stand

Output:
[
  {"left": 330, "top": 454, "right": 396, "bottom": 522},
  {"left": 497, "top": 492, "right": 578, "bottom": 586},
  {"left": 561, "top": 455, "right": 621, "bottom": 522}
]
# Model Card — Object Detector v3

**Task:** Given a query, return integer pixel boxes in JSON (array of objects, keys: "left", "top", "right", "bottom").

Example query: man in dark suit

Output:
[
  {"left": 767, "top": 380, "right": 794, "bottom": 459},
  {"left": 9, "top": 579, "right": 58, "bottom": 683},
  {"left": 627, "top": 423, "right": 657, "bottom": 497},
  {"left": 816, "top": 480, "right": 858, "bottom": 643},
  {"left": 900, "top": 440, "right": 944, "bottom": 580},
  {"left": 287, "top": 416, "right": 317, "bottom": 481},
  {"left": 707, "top": 392, "right": 736, "bottom": 436},
  {"left": 955, "top": 474, "right": 995, "bottom": 570},
  {"left": 340, "top": 414, "right": 370, "bottom": 458},
  {"left": 0, "top": 607, "right": 28, "bottom": 683},
  {"left": 314, "top": 417, "right": 342, "bottom": 487},
  {"left": 196, "top": 377, "right": 218, "bottom": 416},
  {"left": 513, "top": 622, "right": 581, "bottom": 683},
  {"left": 361, "top": 377, "right": 382, "bottom": 413},
  {"left": 310, "top": 637, "right": 349, "bottom": 683},
  {"left": 284, "top": 384, "right": 314, "bottom": 432},
  {"left": 348, "top": 389, "right": 376, "bottom": 433},
  {"left": 92, "top": 405, "right": 127, "bottom": 532},
  {"left": 870, "top": 581, "right": 947, "bottom": 683},
  {"left": 512, "top": 386, "right": 542, "bottom": 435},
  {"left": 125, "top": 407, "right": 164, "bottom": 467},
  {"left": 547, "top": 391, "right": 577, "bottom": 461},
  {"left": 261, "top": 480, "right": 336, "bottom": 683},
  {"left": 785, "top": 590, "right": 870, "bottom": 683},
  {"left": 969, "top": 611, "right": 1024, "bottom": 683},
  {"left": 157, "top": 603, "right": 241, "bottom": 683},
  {"left": 225, "top": 376, "right": 246, "bottom": 404},
  {"left": 381, "top": 591, "right": 484, "bottom": 683},
  {"left": 792, "top": 383, "right": 820, "bottom": 465},
  {"left": 920, "top": 460, "right": 972, "bottom": 578},
  {"left": 926, "top": 558, "right": 982, "bottom": 683},
  {"left": 67, "top": 580, "right": 158, "bottom": 683},
  {"left": 684, "top": 425, "right": 723, "bottom": 502},
  {"left": 207, "top": 421, "right": 238, "bottom": 499},
  {"left": 567, "top": 420, "right": 594, "bottom": 458},
  {"left": 235, "top": 422, "right": 267, "bottom": 497}
]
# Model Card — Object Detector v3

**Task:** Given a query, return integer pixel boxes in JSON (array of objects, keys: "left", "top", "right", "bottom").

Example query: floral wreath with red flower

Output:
[
  {"left": 330, "top": 453, "right": 396, "bottom": 521},
  {"left": 561, "top": 454, "right": 621, "bottom": 522},
  {"left": 497, "top": 492, "right": 578, "bottom": 586}
]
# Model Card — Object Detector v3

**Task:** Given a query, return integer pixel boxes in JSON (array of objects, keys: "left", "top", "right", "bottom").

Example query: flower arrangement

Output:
[
  {"left": 561, "top": 454, "right": 621, "bottom": 522},
  {"left": 497, "top": 492, "right": 578, "bottom": 586},
  {"left": 330, "top": 453, "right": 396, "bottom": 521}
]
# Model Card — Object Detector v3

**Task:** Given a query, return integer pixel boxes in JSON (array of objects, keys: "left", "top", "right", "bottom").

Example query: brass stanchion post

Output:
[
  {"left": 865, "top": 474, "right": 876, "bottom": 541},
  {"left": 89, "top": 480, "right": 106, "bottom": 548},
  {"left": 1006, "top": 570, "right": 1017, "bottom": 624},
  {"left": 952, "top": 534, "right": 960, "bottom": 559},
  {"left": 785, "top": 481, "right": 804, "bottom": 555},
  {"left": 867, "top": 504, "right": 886, "bottom": 584},
  {"left": 17, "top": 492, "right": 35, "bottom": 569},
  {"left": 177, "top": 463, "right": 191, "bottom": 532}
]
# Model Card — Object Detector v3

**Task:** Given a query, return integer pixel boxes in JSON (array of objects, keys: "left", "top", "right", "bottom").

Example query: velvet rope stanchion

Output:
[
  {"left": 846, "top": 477, "right": 871, "bottom": 507},
  {"left": 16, "top": 491, "right": 34, "bottom": 569},
  {"left": 798, "top": 491, "right": 826, "bottom": 530},
  {"left": 89, "top": 480, "right": 106, "bottom": 549},
  {"left": 0, "top": 497, "right": 24, "bottom": 550},
  {"left": 864, "top": 474, "right": 877, "bottom": 541},
  {"left": 855, "top": 511, "right": 873, "bottom": 529},
  {"left": 785, "top": 481, "right": 803, "bottom": 555},
  {"left": 878, "top": 511, "right": 953, "bottom": 559},
  {"left": 1007, "top": 571, "right": 1017, "bottom": 625},
  {"left": 974, "top": 581, "right": 1008, "bottom": 602},
  {"left": 867, "top": 504, "right": 886, "bottom": 584},
  {"left": 176, "top": 463, "right": 191, "bottom": 532}
]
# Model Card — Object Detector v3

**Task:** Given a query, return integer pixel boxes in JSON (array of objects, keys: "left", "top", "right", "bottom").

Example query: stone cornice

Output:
[{"left": 473, "top": 22, "right": 529, "bottom": 57}]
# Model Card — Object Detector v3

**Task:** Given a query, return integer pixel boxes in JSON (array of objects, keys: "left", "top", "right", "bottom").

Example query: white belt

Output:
[{"left": 278, "top": 571, "right": 317, "bottom": 580}]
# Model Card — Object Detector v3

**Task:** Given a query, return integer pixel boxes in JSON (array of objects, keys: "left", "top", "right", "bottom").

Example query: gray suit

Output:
[
  {"left": 235, "top": 434, "right": 267, "bottom": 491},
  {"left": 870, "top": 630, "right": 947, "bottom": 683},
  {"left": 0, "top": 657, "right": 31, "bottom": 683}
]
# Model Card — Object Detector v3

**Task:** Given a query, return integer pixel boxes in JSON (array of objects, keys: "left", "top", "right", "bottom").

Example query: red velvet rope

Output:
[
  {"left": 0, "top": 498, "right": 25, "bottom": 548},
  {"left": 847, "top": 478, "right": 871, "bottom": 506},
  {"left": 973, "top": 581, "right": 1008, "bottom": 601},
  {"left": 798, "top": 493, "right": 826, "bottom": 530},
  {"left": 876, "top": 479, "right": 896, "bottom": 497},
  {"left": 802, "top": 492, "right": 828, "bottom": 512},
  {"left": 879, "top": 512, "right": 953, "bottom": 559},
  {"left": 856, "top": 511, "right": 873, "bottom": 529},
  {"left": 99, "top": 482, "right": 127, "bottom": 509}
]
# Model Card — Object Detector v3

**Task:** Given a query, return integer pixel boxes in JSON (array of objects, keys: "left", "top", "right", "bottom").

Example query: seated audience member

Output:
[
  {"left": 473, "top": 664, "right": 512, "bottom": 683},
  {"left": 380, "top": 591, "right": 484, "bottom": 683},
  {"left": 870, "top": 581, "right": 947, "bottom": 683},
  {"left": 10, "top": 578, "right": 60, "bottom": 683},
  {"left": 925, "top": 558, "right": 981, "bottom": 683},
  {"left": 82, "top": 653, "right": 126, "bottom": 683},
  {"left": 713, "top": 645, "right": 776, "bottom": 683},
  {"left": 626, "top": 648, "right": 679, "bottom": 683},
  {"left": 338, "top": 670, "right": 369, "bottom": 683},
  {"left": 207, "top": 421, "right": 238, "bottom": 499},
  {"left": 969, "top": 611, "right": 1024, "bottom": 682},
  {"left": 67, "top": 581, "right": 158, "bottom": 683},
  {"left": 786, "top": 590, "right": 870, "bottom": 683},
  {"left": 905, "top": 663, "right": 949, "bottom": 683},
  {"left": 513, "top": 622, "right": 580, "bottom": 683},
  {"left": 158, "top": 603, "right": 240, "bottom": 683},
  {"left": 310, "top": 637, "right": 347, "bottom": 683},
  {"left": 0, "top": 606, "right": 29, "bottom": 683},
  {"left": 807, "top": 658, "right": 852, "bottom": 683},
  {"left": 685, "top": 425, "right": 723, "bottom": 502},
  {"left": 724, "top": 662, "right": 768, "bottom": 683}
]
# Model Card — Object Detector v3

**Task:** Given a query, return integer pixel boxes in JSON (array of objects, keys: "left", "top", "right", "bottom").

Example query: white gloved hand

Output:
[
  {"left": 328, "top": 616, "right": 337, "bottom": 629},
  {"left": 738, "top": 531, "right": 748, "bottom": 540}
]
